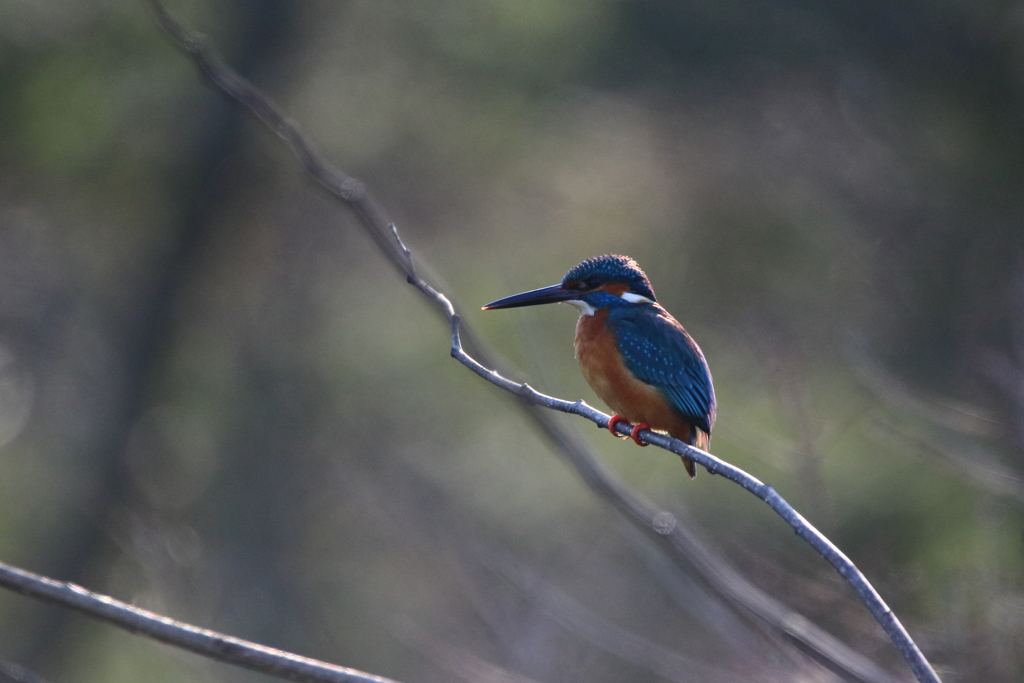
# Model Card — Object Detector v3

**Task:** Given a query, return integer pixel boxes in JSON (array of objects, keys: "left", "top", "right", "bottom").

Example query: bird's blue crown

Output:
[{"left": 561, "top": 255, "right": 657, "bottom": 301}]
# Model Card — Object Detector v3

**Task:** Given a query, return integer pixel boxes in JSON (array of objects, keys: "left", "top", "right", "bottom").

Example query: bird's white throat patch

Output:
[
  {"left": 564, "top": 299, "right": 596, "bottom": 316},
  {"left": 564, "top": 292, "right": 651, "bottom": 316}
]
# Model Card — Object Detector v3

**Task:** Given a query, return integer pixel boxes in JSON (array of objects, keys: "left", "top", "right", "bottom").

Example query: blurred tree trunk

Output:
[{"left": 20, "top": 1, "right": 298, "bottom": 677}]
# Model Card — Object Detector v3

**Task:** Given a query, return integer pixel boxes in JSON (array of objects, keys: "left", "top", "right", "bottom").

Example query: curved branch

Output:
[
  {"left": 0, "top": 562, "right": 398, "bottom": 683},
  {"left": 446, "top": 309, "right": 933, "bottom": 683},
  {"left": 134, "top": 3, "right": 939, "bottom": 683}
]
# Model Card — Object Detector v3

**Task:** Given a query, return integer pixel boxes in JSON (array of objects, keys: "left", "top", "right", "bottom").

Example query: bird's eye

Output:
[{"left": 585, "top": 276, "right": 603, "bottom": 289}]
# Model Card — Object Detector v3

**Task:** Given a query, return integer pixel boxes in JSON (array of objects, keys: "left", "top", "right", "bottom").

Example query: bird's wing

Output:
[{"left": 609, "top": 306, "right": 716, "bottom": 434}]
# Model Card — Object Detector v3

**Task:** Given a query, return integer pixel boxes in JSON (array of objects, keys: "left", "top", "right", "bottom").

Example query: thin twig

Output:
[
  {"left": 3, "top": 3, "right": 936, "bottom": 683},
  {"left": 0, "top": 562, "right": 399, "bottom": 683},
  {"left": 447, "top": 323, "right": 933, "bottom": 683},
  {"left": 146, "top": 5, "right": 938, "bottom": 678},
  {"left": 153, "top": 2, "right": 934, "bottom": 680}
]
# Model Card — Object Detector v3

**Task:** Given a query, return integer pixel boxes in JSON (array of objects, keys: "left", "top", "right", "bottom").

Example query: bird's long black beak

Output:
[{"left": 482, "top": 284, "right": 578, "bottom": 310}]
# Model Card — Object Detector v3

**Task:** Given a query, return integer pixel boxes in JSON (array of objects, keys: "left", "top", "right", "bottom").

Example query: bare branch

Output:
[
  {"left": 0, "top": 561, "right": 400, "bottom": 683},
  {"left": 9, "top": 3, "right": 936, "bottom": 683},
  {"left": 152, "top": 1, "right": 933, "bottom": 679}
]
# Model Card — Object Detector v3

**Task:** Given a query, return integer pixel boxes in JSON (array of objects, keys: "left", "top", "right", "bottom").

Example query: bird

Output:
[{"left": 483, "top": 254, "right": 715, "bottom": 478}]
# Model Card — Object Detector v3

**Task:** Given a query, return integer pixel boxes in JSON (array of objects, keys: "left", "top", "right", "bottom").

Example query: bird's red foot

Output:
[
  {"left": 607, "top": 414, "right": 631, "bottom": 439},
  {"left": 630, "top": 422, "right": 651, "bottom": 447}
]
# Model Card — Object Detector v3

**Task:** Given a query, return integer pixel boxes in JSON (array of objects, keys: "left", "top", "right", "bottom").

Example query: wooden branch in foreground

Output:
[
  {"left": 1, "top": 3, "right": 934, "bottom": 683},
  {"left": 0, "top": 561, "right": 400, "bottom": 683}
]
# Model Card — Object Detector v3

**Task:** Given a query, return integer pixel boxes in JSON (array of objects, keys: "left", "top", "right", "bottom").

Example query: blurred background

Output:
[{"left": 1, "top": 0, "right": 1023, "bottom": 681}]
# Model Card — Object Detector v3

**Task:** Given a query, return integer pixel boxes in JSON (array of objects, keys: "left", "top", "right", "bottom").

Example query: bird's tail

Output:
[{"left": 681, "top": 426, "right": 710, "bottom": 479}]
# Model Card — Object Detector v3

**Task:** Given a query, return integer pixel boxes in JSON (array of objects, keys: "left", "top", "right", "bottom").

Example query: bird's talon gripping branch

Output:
[
  {"left": 607, "top": 414, "right": 631, "bottom": 439},
  {"left": 629, "top": 422, "right": 651, "bottom": 446}
]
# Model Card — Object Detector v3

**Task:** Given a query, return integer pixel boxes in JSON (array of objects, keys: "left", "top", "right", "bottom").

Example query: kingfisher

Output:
[{"left": 483, "top": 255, "right": 715, "bottom": 477}]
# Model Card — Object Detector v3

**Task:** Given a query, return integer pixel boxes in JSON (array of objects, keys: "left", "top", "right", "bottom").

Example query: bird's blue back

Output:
[{"left": 607, "top": 303, "right": 716, "bottom": 434}]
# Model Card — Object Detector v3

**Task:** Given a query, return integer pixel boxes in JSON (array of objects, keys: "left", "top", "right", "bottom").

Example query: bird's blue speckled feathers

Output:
[
  {"left": 561, "top": 255, "right": 657, "bottom": 302},
  {"left": 608, "top": 306, "right": 716, "bottom": 435}
]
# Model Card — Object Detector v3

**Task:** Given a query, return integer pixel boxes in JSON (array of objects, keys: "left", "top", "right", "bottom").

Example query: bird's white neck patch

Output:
[
  {"left": 564, "top": 299, "right": 596, "bottom": 316},
  {"left": 620, "top": 292, "right": 654, "bottom": 304}
]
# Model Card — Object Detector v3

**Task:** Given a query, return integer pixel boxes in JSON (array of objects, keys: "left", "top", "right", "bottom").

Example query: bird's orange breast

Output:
[{"left": 574, "top": 310, "right": 695, "bottom": 442}]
